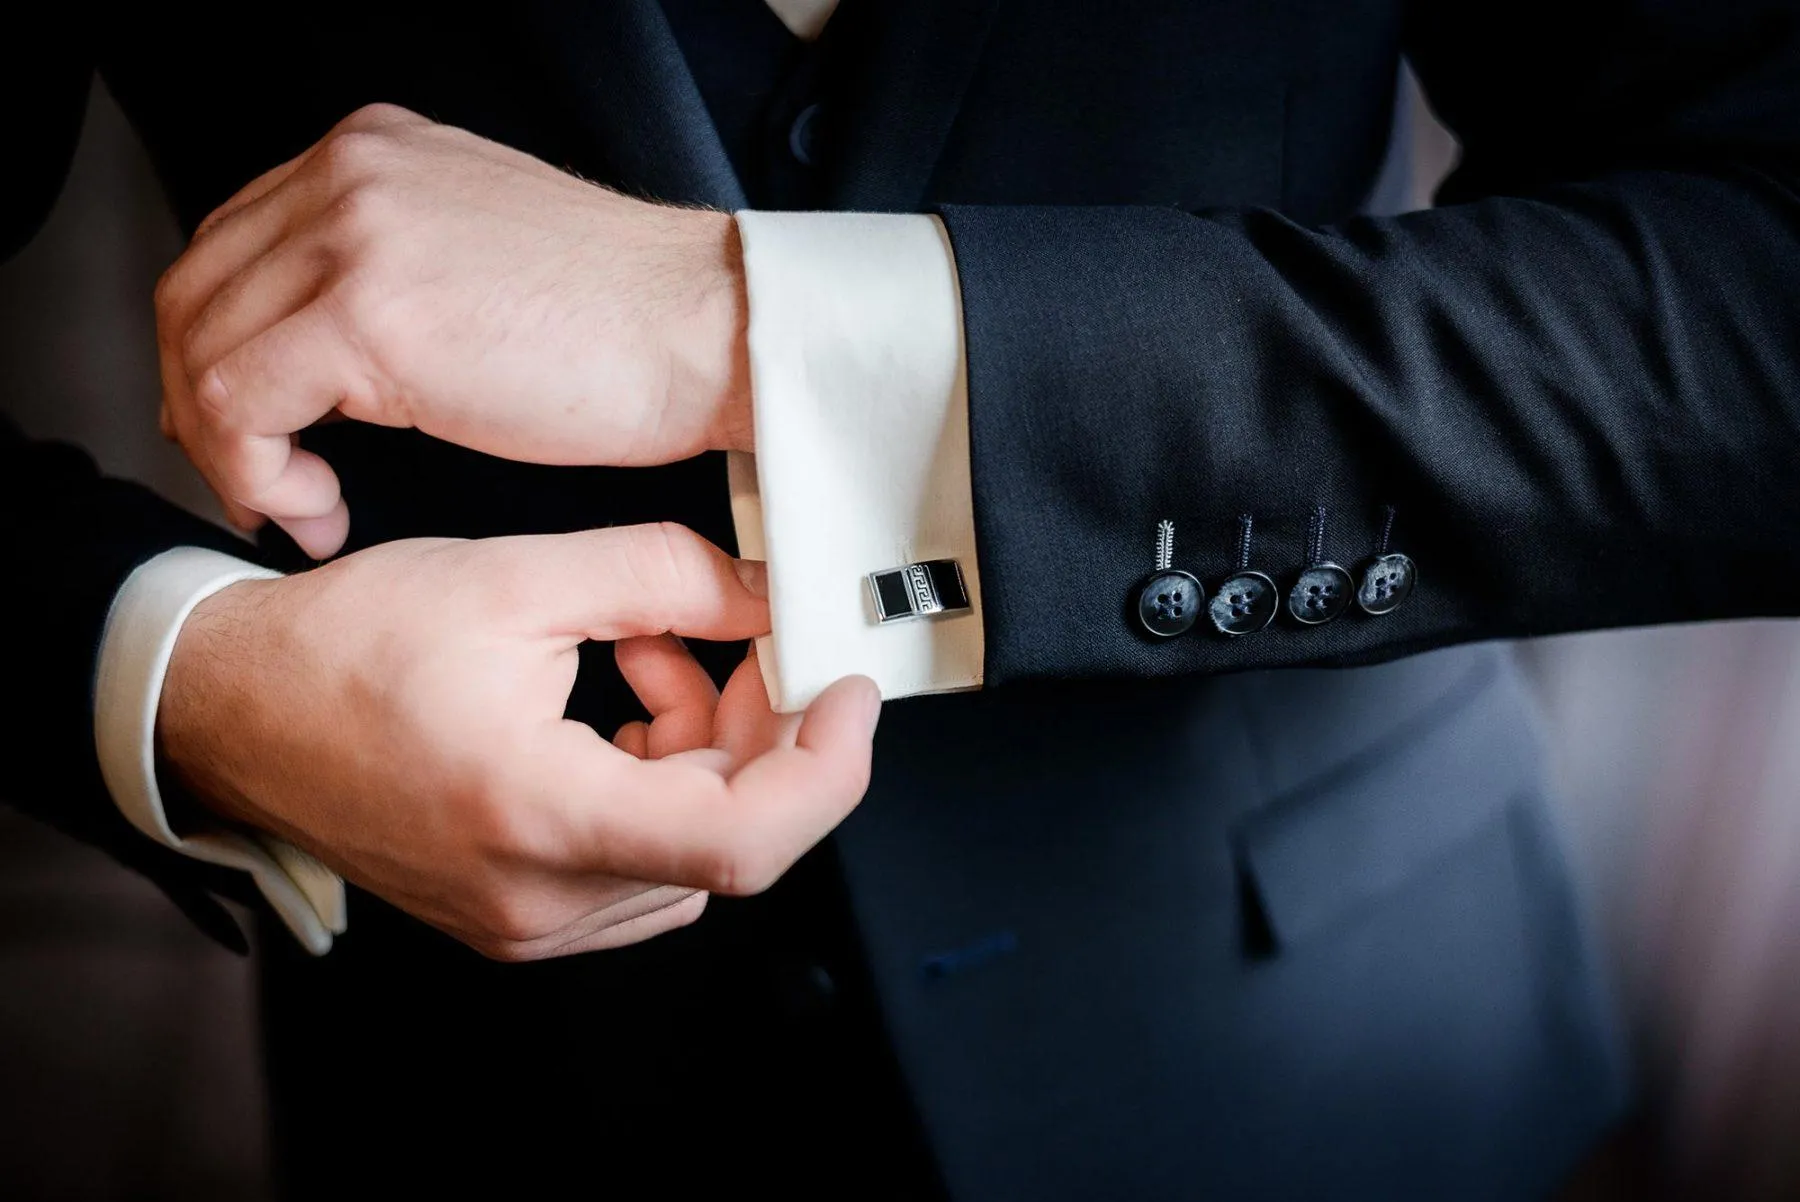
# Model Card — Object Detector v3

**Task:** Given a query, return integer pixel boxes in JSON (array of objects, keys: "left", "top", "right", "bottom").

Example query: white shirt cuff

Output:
[
  {"left": 93, "top": 547, "right": 347, "bottom": 954},
  {"left": 731, "top": 210, "right": 984, "bottom": 712}
]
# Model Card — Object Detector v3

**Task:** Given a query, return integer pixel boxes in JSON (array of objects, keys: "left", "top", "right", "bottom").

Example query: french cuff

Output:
[
  {"left": 93, "top": 547, "right": 347, "bottom": 954},
  {"left": 731, "top": 210, "right": 984, "bottom": 712}
]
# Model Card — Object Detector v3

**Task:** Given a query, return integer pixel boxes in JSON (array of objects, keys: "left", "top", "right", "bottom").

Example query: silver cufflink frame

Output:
[{"left": 869, "top": 559, "right": 972, "bottom": 624}]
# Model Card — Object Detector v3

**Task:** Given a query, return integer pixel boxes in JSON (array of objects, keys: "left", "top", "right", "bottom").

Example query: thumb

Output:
[
  {"left": 713, "top": 646, "right": 803, "bottom": 766},
  {"left": 520, "top": 522, "right": 770, "bottom": 643}
]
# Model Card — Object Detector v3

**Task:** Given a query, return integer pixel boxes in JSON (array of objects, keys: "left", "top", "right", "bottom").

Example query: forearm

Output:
[{"left": 943, "top": 151, "right": 1800, "bottom": 684}]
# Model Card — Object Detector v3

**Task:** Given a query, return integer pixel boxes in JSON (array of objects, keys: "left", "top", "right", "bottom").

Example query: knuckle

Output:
[
  {"left": 342, "top": 101, "right": 412, "bottom": 130},
  {"left": 177, "top": 318, "right": 218, "bottom": 382},
  {"left": 470, "top": 936, "right": 538, "bottom": 964},
  {"left": 191, "top": 364, "right": 237, "bottom": 426},
  {"left": 317, "top": 128, "right": 387, "bottom": 178},
  {"left": 699, "top": 843, "right": 780, "bottom": 898},
  {"left": 625, "top": 522, "right": 702, "bottom": 602},
  {"left": 325, "top": 181, "right": 397, "bottom": 242},
  {"left": 649, "top": 520, "right": 705, "bottom": 562},
  {"left": 152, "top": 261, "right": 190, "bottom": 325},
  {"left": 214, "top": 450, "right": 269, "bottom": 510},
  {"left": 473, "top": 889, "right": 552, "bottom": 947}
]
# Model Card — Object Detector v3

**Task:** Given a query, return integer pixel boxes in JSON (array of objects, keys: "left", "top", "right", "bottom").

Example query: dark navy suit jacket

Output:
[{"left": 9, "top": 0, "right": 1800, "bottom": 1196}]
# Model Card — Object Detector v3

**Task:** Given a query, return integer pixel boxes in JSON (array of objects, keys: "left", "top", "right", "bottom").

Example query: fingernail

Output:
[{"left": 733, "top": 558, "right": 768, "bottom": 600}]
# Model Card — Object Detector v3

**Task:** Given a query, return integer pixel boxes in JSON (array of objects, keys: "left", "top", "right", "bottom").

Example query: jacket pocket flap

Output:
[{"left": 1232, "top": 662, "right": 1539, "bottom": 950}]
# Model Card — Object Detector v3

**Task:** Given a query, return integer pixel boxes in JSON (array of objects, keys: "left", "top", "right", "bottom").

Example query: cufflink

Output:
[{"left": 868, "top": 560, "right": 971, "bottom": 623}]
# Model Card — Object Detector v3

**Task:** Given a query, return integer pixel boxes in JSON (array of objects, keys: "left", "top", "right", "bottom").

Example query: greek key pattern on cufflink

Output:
[{"left": 868, "top": 560, "right": 971, "bottom": 624}]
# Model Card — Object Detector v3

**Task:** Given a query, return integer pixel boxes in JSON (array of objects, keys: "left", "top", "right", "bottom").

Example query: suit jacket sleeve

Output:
[
  {"left": 3, "top": 38, "right": 270, "bottom": 947},
  {"left": 941, "top": 0, "right": 1800, "bottom": 687}
]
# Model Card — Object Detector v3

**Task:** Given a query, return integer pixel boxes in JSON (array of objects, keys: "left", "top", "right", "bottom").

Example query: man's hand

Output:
[
  {"left": 155, "top": 104, "right": 751, "bottom": 559},
  {"left": 158, "top": 523, "right": 879, "bottom": 961}
]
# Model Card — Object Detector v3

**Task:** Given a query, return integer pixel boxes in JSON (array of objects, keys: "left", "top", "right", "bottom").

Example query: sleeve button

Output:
[
  {"left": 1288, "top": 563, "right": 1353, "bottom": 625},
  {"left": 1208, "top": 571, "right": 1278, "bottom": 635},
  {"left": 1136, "top": 571, "right": 1202, "bottom": 638},
  {"left": 1356, "top": 553, "right": 1417, "bottom": 615}
]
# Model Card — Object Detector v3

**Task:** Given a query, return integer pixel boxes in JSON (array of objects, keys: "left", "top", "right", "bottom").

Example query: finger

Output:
[
  {"left": 189, "top": 103, "right": 429, "bottom": 245},
  {"left": 613, "top": 721, "right": 649, "bottom": 759},
  {"left": 712, "top": 647, "right": 802, "bottom": 765},
  {"left": 156, "top": 244, "right": 311, "bottom": 538},
  {"left": 614, "top": 635, "right": 719, "bottom": 759},
  {"left": 170, "top": 400, "right": 266, "bottom": 532},
  {"left": 520, "top": 525, "right": 771, "bottom": 645},
  {"left": 439, "top": 877, "right": 698, "bottom": 961},
  {"left": 330, "top": 101, "right": 435, "bottom": 136},
  {"left": 708, "top": 673, "right": 882, "bottom": 883},
  {"left": 534, "top": 883, "right": 702, "bottom": 953},
  {"left": 538, "top": 674, "right": 880, "bottom": 894},
  {"left": 164, "top": 104, "right": 430, "bottom": 364},
  {"left": 155, "top": 332, "right": 268, "bottom": 533},
  {"left": 204, "top": 429, "right": 348, "bottom": 558},
  {"left": 203, "top": 424, "right": 344, "bottom": 520},
  {"left": 161, "top": 166, "right": 312, "bottom": 350},
  {"left": 186, "top": 294, "right": 367, "bottom": 552},
  {"left": 157, "top": 112, "right": 425, "bottom": 545},
  {"left": 661, "top": 746, "right": 736, "bottom": 775},
  {"left": 180, "top": 233, "right": 330, "bottom": 383},
  {"left": 280, "top": 504, "right": 352, "bottom": 561},
  {"left": 530, "top": 889, "right": 708, "bottom": 958},
  {"left": 190, "top": 150, "right": 312, "bottom": 245},
  {"left": 190, "top": 306, "right": 365, "bottom": 554},
  {"left": 200, "top": 447, "right": 272, "bottom": 535}
]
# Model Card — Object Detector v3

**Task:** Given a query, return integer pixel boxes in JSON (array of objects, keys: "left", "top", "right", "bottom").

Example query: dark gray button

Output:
[
  {"left": 1209, "top": 571, "right": 1278, "bottom": 635},
  {"left": 789, "top": 103, "right": 822, "bottom": 166},
  {"left": 1357, "top": 553, "right": 1416, "bottom": 615},
  {"left": 1136, "top": 570, "right": 1201, "bottom": 638},
  {"left": 1288, "top": 563, "right": 1353, "bottom": 625}
]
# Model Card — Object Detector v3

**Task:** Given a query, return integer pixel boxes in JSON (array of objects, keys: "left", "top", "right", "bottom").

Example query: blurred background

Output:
[{"left": 4, "top": 73, "right": 1798, "bottom": 1201}]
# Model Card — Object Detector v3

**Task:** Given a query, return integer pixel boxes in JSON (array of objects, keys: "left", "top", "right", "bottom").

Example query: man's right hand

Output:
[{"left": 156, "top": 523, "right": 880, "bottom": 961}]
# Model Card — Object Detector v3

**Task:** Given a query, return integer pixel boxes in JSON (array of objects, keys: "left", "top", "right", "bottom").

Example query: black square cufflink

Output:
[{"left": 868, "top": 560, "right": 972, "bottom": 623}]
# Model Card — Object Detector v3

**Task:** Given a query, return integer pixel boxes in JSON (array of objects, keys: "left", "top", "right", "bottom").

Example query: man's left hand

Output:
[{"left": 155, "top": 104, "right": 752, "bottom": 559}]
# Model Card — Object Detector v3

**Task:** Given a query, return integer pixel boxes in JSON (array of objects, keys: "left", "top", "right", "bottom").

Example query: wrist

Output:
[
  {"left": 156, "top": 576, "right": 282, "bottom": 830},
  {"left": 671, "top": 209, "right": 754, "bottom": 454}
]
